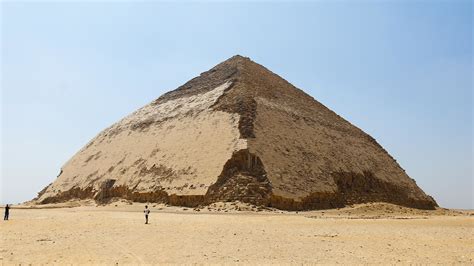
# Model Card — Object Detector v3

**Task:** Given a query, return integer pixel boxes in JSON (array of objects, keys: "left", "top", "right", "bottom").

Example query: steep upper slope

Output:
[{"left": 34, "top": 55, "right": 437, "bottom": 210}]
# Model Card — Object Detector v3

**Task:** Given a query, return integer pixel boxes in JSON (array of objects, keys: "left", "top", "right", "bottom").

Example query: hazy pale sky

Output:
[{"left": 1, "top": 1, "right": 472, "bottom": 209}]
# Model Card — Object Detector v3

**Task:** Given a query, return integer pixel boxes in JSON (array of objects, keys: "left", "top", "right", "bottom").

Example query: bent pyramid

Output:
[{"left": 35, "top": 55, "right": 437, "bottom": 210}]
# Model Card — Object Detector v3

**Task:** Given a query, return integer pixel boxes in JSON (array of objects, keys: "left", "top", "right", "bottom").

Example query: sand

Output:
[{"left": 1, "top": 202, "right": 472, "bottom": 264}]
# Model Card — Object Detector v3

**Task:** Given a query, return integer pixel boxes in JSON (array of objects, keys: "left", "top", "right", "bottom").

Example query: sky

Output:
[{"left": 1, "top": 1, "right": 472, "bottom": 209}]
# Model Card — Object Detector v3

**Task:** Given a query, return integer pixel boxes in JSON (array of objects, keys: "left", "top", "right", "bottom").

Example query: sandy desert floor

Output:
[{"left": 1, "top": 201, "right": 473, "bottom": 264}]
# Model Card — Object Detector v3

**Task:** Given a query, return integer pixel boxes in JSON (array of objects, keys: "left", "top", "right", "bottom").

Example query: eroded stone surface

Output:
[{"left": 37, "top": 81, "right": 247, "bottom": 204}]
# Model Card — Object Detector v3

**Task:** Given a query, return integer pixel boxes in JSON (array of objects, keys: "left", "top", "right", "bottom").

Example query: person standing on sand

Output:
[
  {"left": 4, "top": 204, "right": 10, "bottom": 220},
  {"left": 144, "top": 205, "right": 150, "bottom": 224}
]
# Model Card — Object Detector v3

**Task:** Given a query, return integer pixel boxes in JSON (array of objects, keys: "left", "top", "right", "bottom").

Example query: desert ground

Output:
[{"left": 1, "top": 201, "right": 472, "bottom": 264}]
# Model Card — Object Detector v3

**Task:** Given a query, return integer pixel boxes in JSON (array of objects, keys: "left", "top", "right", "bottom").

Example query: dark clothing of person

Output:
[
  {"left": 4, "top": 205, "right": 10, "bottom": 220},
  {"left": 144, "top": 208, "right": 150, "bottom": 224}
]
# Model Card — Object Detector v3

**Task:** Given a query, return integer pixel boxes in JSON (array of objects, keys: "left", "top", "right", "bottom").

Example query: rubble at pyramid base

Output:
[{"left": 37, "top": 150, "right": 436, "bottom": 210}]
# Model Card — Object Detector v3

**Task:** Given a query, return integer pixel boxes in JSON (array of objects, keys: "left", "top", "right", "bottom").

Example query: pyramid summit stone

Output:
[{"left": 35, "top": 55, "right": 437, "bottom": 210}]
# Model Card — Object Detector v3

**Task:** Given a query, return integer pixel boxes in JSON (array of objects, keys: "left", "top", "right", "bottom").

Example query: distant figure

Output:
[
  {"left": 4, "top": 204, "right": 10, "bottom": 220},
  {"left": 144, "top": 205, "right": 150, "bottom": 224}
]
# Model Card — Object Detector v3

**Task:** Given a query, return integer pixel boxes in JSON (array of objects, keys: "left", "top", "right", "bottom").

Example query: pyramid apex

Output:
[
  {"left": 229, "top": 54, "right": 250, "bottom": 60},
  {"left": 220, "top": 54, "right": 253, "bottom": 65},
  {"left": 219, "top": 54, "right": 252, "bottom": 65}
]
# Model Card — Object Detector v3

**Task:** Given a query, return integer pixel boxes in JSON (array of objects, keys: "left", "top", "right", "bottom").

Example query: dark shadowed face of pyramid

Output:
[{"left": 35, "top": 55, "right": 437, "bottom": 210}]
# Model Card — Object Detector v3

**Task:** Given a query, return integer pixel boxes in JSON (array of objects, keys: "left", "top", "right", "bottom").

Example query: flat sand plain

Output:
[{"left": 1, "top": 202, "right": 472, "bottom": 264}]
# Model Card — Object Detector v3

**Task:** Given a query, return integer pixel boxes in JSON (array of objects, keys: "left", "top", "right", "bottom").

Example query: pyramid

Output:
[{"left": 34, "top": 55, "right": 437, "bottom": 210}]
